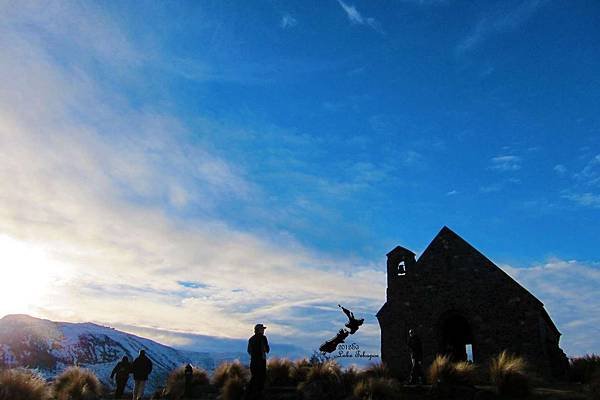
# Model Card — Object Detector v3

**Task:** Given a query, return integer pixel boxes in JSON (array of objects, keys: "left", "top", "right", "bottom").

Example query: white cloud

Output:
[
  {"left": 501, "top": 259, "right": 600, "bottom": 356},
  {"left": 562, "top": 193, "right": 600, "bottom": 209},
  {"left": 457, "top": 0, "right": 546, "bottom": 54},
  {"left": 280, "top": 14, "right": 298, "bottom": 29},
  {"left": 562, "top": 154, "right": 600, "bottom": 209},
  {"left": 576, "top": 154, "right": 600, "bottom": 186},
  {"left": 489, "top": 155, "right": 522, "bottom": 172},
  {"left": 554, "top": 164, "right": 567, "bottom": 175},
  {"left": 337, "top": 0, "right": 383, "bottom": 33},
  {"left": 399, "top": 150, "right": 425, "bottom": 166},
  {"left": 0, "top": 2, "right": 386, "bottom": 349}
]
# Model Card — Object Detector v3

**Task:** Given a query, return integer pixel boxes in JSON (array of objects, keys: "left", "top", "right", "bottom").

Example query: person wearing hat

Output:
[{"left": 247, "top": 323, "right": 270, "bottom": 399}]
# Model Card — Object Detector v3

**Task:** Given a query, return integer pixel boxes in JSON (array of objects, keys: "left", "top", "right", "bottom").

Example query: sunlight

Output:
[{"left": 0, "top": 235, "right": 70, "bottom": 317}]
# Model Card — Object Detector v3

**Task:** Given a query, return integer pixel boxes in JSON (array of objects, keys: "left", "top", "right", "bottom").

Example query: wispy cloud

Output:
[
  {"left": 457, "top": 0, "right": 546, "bottom": 54},
  {"left": 554, "top": 164, "right": 567, "bottom": 175},
  {"left": 575, "top": 154, "right": 600, "bottom": 186},
  {"left": 562, "top": 154, "right": 600, "bottom": 209},
  {"left": 0, "top": 2, "right": 386, "bottom": 350},
  {"left": 562, "top": 193, "right": 600, "bottom": 209},
  {"left": 280, "top": 14, "right": 298, "bottom": 29},
  {"left": 480, "top": 177, "right": 521, "bottom": 193},
  {"left": 337, "top": 0, "right": 383, "bottom": 33},
  {"left": 399, "top": 150, "right": 426, "bottom": 167},
  {"left": 489, "top": 155, "right": 522, "bottom": 172},
  {"left": 502, "top": 259, "right": 600, "bottom": 356}
]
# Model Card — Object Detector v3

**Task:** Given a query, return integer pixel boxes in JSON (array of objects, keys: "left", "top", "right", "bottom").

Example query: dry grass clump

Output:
[
  {"left": 298, "top": 360, "right": 343, "bottom": 400},
  {"left": 452, "top": 361, "right": 476, "bottom": 384},
  {"left": 570, "top": 354, "right": 600, "bottom": 383},
  {"left": 164, "top": 365, "right": 210, "bottom": 399},
  {"left": 489, "top": 351, "right": 530, "bottom": 397},
  {"left": 585, "top": 370, "right": 600, "bottom": 400},
  {"left": 428, "top": 355, "right": 475, "bottom": 386},
  {"left": 267, "top": 358, "right": 295, "bottom": 387},
  {"left": 362, "top": 362, "right": 389, "bottom": 379},
  {"left": 221, "top": 376, "right": 246, "bottom": 400},
  {"left": 353, "top": 377, "right": 401, "bottom": 400},
  {"left": 0, "top": 368, "right": 51, "bottom": 400},
  {"left": 290, "top": 358, "right": 312, "bottom": 383},
  {"left": 53, "top": 366, "right": 102, "bottom": 400},
  {"left": 211, "top": 361, "right": 249, "bottom": 388},
  {"left": 304, "top": 359, "right": 342, "bottom": 383},
  {"left": 428, "top": 355, "right": 453, "bottom": 385},
  {"left": 341, "top": 365, "right": 361, "bottom": 390}
]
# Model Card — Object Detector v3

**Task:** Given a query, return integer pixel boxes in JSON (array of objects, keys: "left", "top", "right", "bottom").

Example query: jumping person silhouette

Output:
[{"left": 338, "top": 304, "right": 364, "bottom": 334}]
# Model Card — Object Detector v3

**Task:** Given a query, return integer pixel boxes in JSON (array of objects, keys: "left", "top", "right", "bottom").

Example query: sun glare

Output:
[{"left": 0, "top": 235, "right": 70, "bottom": 317}]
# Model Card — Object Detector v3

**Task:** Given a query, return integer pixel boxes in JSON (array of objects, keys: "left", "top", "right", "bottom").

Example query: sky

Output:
[{"left": 0, "top": 0, "right": 599, "bottom": 359}]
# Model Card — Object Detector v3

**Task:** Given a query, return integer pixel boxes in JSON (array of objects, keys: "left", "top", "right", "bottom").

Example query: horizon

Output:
[{"left": 0, "top": 0, "right": 599, "bottom": 361}]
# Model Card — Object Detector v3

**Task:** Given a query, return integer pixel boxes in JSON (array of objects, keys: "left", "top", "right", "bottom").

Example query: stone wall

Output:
[{"left": 377, "top": 227, "right": 567, "bottom": 380}]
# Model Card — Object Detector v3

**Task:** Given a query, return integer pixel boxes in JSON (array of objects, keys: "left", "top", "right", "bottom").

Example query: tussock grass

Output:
[
  {"left": 489, "top": 351, "right": 530, "bottom": 397},
  {"left": 267, "top": 358, "right": 295, "bottom": 387},
  {"left": 290, "top": 358, "right": 311, "bottom": 383},
  {"left": 221, "top": 376, "right": 246, "bottom": 400},
  {"left": 362, "top": 362, "right": 389, "bottom": 379},
  {"left": 452, "top": 360, "right": 476, "bottom": 384},
  {"left": 53, "top": 366, "right": 102, "bottom": 400},
  {"left": 428, "top": 355, "right": 475, "bottom": 386},
  {"left": 341, "top": 365, "right": 361, "bottom": 390},
  {"left": 164, "top": 365, "right": 209, "bottom": 399},
  {"left": 298, "top": 360, "right": 343, "bottom": 400},
  {"left": 211, "top": 361, "right": 249, "bottom": 388},
  {"left": 570, "top": 354, "right": 600, "bottom": 383},
  {"left": 0, "top": 368, "right": 50, "bottom": 400},
  {"left": 304, "top": 360, "right": 342, "bottom": 383},
  {"left": 584, "top": 370, "right": 600, "bottom": 400},
  {"left": 353, "top": 377, "right": 401, "bottom": 400}
]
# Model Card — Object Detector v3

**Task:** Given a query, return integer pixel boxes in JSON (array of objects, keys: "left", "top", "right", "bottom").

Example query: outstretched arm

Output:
[{"left": 339, "top": 304, "right": 352, "bottom": 319}]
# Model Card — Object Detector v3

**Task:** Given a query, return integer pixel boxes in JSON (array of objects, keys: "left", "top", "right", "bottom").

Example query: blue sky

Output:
[{"left": 0, "top": 0, "right": 598, "bottom": 358}]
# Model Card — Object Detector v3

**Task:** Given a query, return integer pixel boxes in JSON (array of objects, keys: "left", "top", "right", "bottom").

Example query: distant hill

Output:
[{"left": 0, "top": 314, "right": 304, "bottom": 392}]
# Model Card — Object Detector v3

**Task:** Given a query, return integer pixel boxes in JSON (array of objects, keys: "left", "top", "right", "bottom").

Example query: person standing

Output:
[
  {"left": 184, "top": 363, "right": 193, "bottom": 398},
  {"left": 247, "top": 323, "right": 270, "bottom": 399},
  {"left": 407, "top": 329, "right": 424, "bottom": 385},
  {"left": 110, "top": 356, "right": 131, "bottom": 399},
  {"left": 131, "top": 349, "right": 153, "bottom": 400}
]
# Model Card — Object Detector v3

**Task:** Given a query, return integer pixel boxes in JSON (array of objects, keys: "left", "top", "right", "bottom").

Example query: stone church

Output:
[{"left": 377, "top": 226, "right": 568, "bottom": 379}]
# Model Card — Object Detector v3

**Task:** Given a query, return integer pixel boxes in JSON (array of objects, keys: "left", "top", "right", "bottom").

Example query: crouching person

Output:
[{"left": 131, "top": 349, "right": 153, "bottom": 400}]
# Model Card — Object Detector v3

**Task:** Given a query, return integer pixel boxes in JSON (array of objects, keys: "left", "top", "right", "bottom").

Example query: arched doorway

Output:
[{"left": 438, "top": 313, "right": 474, "bottom": 362}]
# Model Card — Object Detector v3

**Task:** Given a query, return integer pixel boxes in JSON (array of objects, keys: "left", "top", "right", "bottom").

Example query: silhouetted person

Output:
[
  {"left": 338, "top": 304, "right": 364, "bottom": 334},
  {"left": 319, "top": 328, "right": 350, "bottom": 353},
  {"left": 407, "top": 329, "right": 424, "bottom": 385},
  {"left": 131, "top": 349, "right": 153, "bottom": 400},
  {"left": 184, "top": 363, "right": 193, "bottom": 398},
  {"left": 247, "top": 323, "right": 269, "bottom": 400},
  {"left": 110, "top": 356, "right": 131, "bottom": 399}
]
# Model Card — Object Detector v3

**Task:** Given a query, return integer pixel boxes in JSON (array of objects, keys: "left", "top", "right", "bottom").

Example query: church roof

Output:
[{"left": 416, "top": 226, "right": 560, "bottom": 336}]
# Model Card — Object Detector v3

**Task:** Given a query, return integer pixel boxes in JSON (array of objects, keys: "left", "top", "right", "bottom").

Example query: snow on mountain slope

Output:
[{"left": 0, "top": 314, "right": 214, "bottom": 393}]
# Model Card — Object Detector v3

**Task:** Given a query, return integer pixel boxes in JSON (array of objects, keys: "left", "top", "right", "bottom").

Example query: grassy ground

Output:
[{"left": 100, "top": 383, "right": 589, "bottom": 400}]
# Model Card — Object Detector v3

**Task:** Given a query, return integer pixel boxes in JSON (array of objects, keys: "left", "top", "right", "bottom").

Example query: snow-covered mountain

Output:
[{"left": 0, "top": 314, "right": 220, "bottom": 392}]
